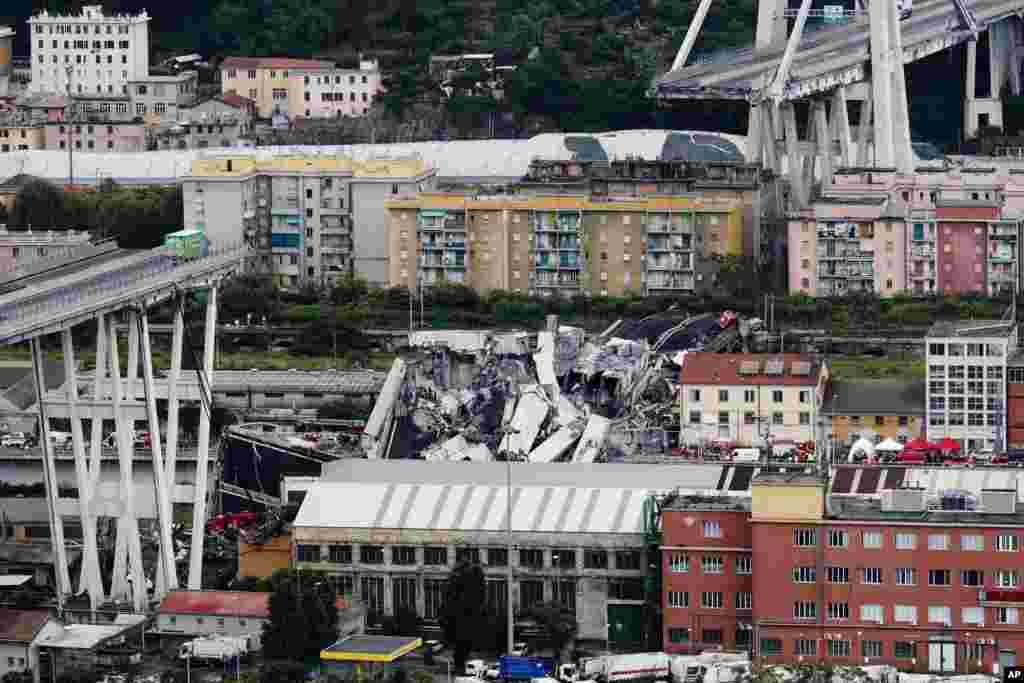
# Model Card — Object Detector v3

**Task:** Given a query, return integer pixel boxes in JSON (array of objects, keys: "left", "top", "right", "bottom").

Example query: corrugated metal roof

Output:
[
  {"left": 158, "top": 590, "right": 271, "bottom": 618},
  {"left": 294, "top": 481, "right": 656, "bottom": 535}
]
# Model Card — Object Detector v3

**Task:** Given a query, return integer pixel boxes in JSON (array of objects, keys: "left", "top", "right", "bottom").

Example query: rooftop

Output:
[
  {"left": 662, "top": 494, "right": 752, "bottom": 512},
  {"left": 157, "top": 589, "right": 352, "bottom": 617},
  {"left": 821, "top": 379, "right": 926, "bottom": 416},
  {"left": 386, "top": 193, "right": 736, "bottom": 213},
  {"left": 679, "top": 353, "right": 821, "bottom": 387},
  {"left": 35, "top": 614, "right": 147, "bottom": 650},
  {"left": 321, "top": 635, "right": 423, "bottom": 663},
  {"left": 0, "top": 608, "right": 49, "bottom": 643},
  {"left": 221, "top": 57, "right": 334, "bottom": 71},
  {"left": 751, "top": 471, "right": 823, "bottom": 487},
  {"left": 188, "top": 156, "right": 433, "bottom": 180},
  {"left": 926, "top": 320, "right": 1016, "bottom": 339},
  {"left": 216, "top": 94, "right": 256, "bottom": 110},
  {"left": 830, "top": 495, "right": 1024, "bottom": 525}
]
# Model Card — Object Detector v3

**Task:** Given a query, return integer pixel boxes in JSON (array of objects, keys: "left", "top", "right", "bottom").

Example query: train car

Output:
[{"left": 164, "top": 228, "right": 209, "bottom": 260}]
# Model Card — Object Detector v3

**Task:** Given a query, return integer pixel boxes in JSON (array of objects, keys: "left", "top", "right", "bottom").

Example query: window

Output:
[
  {"left": 669, "top": 554, "right": 689, "bottom": 573},
  {"left": 761, "top": 638, "right": 783, "bottom": 655},
  {"left": 689, "top": 411, "right": 701, "bottom": 425},
  {"left": 520, "top": 548, "right": 544, "bottom": 569},
  {"left": 861, "top": 604, "right": 884, "bottom": 623},
  {"left": 827, "top": 566, "right": 849, "bottom": 584},
  {"left": 794, "top": 639, "right": 817, "bottom": 656},
  {"left": 360, "top": 545, "right": 384, "bottom": 564},
  {"left": 736, "top": 592, "right": 752, "bottom": 610},
  {"left": 799, "top": 390, "right": 810, "bottom": 404},
  {"left": 862, "top": 531, "right": 882, "bottom": 549},
  {"left": 862, "top": 567, "right": 882, "bottom": 584},
  {"left": 424, "top": 546, "right": 448, "bottom": 565},
  {"left": 487, "top": 548, "right": 508, "bottom": 566},
  {"left": 827, "top": 602, "right": 850, "bottom": 620},
  {"left": 998, "top": 570, "right": 1020, "bottom": 588},
  {"left": 702, "top": 629, "right": 723, "bottom": 645},
  {"left": 296, "top": 544, "right": 321, "bottom": 562},
  {"left": 616, "top": 551, "right": 641, "bottom": 570},
  {"left": 895, "top": 568, "right": 917, "bottom": 586},
  {"left": 668, "top": 628, "right": 690, "bottom": 644},
  {"left": 929, "top": 343, "right": 945, "bottom": 355},
  {"left": 862, "top": 641, "right": 883, "bottom": 658},
  {"left": 668, "top": 591, "right": 689, "bottom": 608},
  {"left": 552, "top": 549, "right": 575, "bottom": 569},
  {"left": 962, "top": 607, "right": 984, "bottom": 625},
  {"left": 793, "top": 528, "right": 816, "bottom": 547},
  {"left": 772, "top": 390, "right": 783, "bottom": 403},
  {"left": 929, "top": 533, "right": 950, "bottom": 550},
  {"left": 520, "top": 579, "right": 544, "bottom": 609},
  {"left": 799, "top": 412, "right": 810, "bottom": 425},
  {"left": 718, "top": 389, "right": 729, "bottom": 402},
  {"left": 772, "top": 412, "right": 783, "bottom": 425},
  {"left": 997, "top": 534, "right": 1019, "bottom": 552},
  {"left": 895, "top": 532, "right": 917, "bottom": 550},
  {"left": 584, "top": 549, "right": 607, "bottom": 569},
  {"left": 736, "top": 555, "right": 752, "bottom": 575},
  {"left": 997, "top": 607, "right": 1020, "bottom": 624},
  {"left": 895, "top": 642, "right": 916, "bottom": 658},
  {"left": 962, "top": 569, "right": 984, "bottom": 586},
  {"left": 703, "top": 520, "right": 722, "bottom": 538},
  {"left": 828, "top": 529, "right": 848, "bottom": 548},
  {"left": 793, "top": 566, "right": 816, "bottom": 583},
  {"left": 702, "top": 556, "right": 724, "bottom": 574},
  {"left": 929, "top": 569, "right": 951, "bottom": 586},
  {"left": 928, "top": 606, "right": 951, "bottom": 625},
  {"left": 894, "top": 605, "right": 917, "bottom": 624},
  {"left": 690, "top": 389, "right": 702, "bottom": 402},
  {"left": 392, "top": 546, "right": 416, "bottom": 565},
  {"left": 827, "top": 640, "right": 851, "bottom": 658},
  {"left": 328, "top": 544, "right": 352, "bottom": 563},
  {"left": 961, "top": 534, "right": 984, "bottom": 551},
  {"left": 794, "top": 601, "right": 816, "bottom": 620},
  {"left": 701, "top": 591, "right": 723, "bottom": 609}
]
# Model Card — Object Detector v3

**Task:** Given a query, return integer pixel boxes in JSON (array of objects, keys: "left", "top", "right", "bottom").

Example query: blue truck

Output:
[{"left": 499, "top": 656, "right": 556, "bottom": 680}]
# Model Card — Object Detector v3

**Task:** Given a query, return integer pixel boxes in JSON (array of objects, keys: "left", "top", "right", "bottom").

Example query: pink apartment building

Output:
[
  {"left": 789, "top": 168, "right": 1024, "bottom": 296},
  {"left": 43, "top": 120, "right": 145, "bottom": 152}
]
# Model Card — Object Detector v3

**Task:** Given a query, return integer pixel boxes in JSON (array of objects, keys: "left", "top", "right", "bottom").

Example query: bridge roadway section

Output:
[{"left": 655, "top": 0, "right": 1018, "bottom": 100}]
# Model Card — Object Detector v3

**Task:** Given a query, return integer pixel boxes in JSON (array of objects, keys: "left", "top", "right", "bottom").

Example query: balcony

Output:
[
  {"left": 910, "top": 246, "right": 935, "bottom": 258},
  {"left": 980, "top": 590, "right": 1024, "bottom": 605}
]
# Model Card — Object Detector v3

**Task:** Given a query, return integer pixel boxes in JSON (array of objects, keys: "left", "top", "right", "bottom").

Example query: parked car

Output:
[
  {"left": 465, "top": 660, "right": 487, "bottom": 678},
  {"left": 484, "top": 663, "right": 501, "bottom": 680},
  {"left": 2, "top": 432, "right": 28, "bottom": 448}
]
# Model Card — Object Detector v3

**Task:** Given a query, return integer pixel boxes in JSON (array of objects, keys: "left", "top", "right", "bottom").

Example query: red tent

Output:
[
  {"left": 904, "top": 437, "right": 934, "bottom": 450},
  {"left": 939, "top": 437, "right": 961, "bottom": 452}
]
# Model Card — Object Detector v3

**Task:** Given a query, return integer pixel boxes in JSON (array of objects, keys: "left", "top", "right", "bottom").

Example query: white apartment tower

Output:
[{"left": 28, "top": 5, "right": 150, "bottom": 96}]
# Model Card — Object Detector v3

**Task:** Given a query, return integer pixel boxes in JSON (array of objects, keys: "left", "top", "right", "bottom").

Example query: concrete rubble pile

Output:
[{"left": 361, "top": 310, "right": 752, "bottom": 462}]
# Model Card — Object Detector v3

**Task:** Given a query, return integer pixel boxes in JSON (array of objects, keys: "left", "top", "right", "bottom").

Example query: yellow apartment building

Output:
[
  {"left": 220, "top": 57, "right": 333, "bottom": 119},
  {"left": 385, "top": 193, "right": 743, "bottom": 297},
  {"left": 0, "top": 125, "right": 44, "bottom": 152}
]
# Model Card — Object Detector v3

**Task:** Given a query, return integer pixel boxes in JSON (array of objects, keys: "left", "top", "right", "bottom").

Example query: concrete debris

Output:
[{"left": 360, "top": 310, "right": 750, "bottom": 462}]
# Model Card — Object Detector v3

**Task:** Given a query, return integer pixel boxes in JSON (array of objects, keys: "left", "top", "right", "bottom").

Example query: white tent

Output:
[
  {"left": 876, "top": 437, "right": 904, "bottom": 452},
  {"left": 848, "top": 437, "right": 876, "bottom": 461}
]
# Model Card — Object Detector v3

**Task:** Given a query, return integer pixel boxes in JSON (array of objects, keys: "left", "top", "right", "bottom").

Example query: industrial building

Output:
[
  {"left": 182, "top": 154, "right": 436, "bottom": 287},
  {"left": 385, "top": 194, "right": 743, "bottom": 297},
  {"left": 290, "top": 459, "right": 731, "bottom": 645},
  {"left": 662, "top": 472, "right": 1024, "bottom": 674}
]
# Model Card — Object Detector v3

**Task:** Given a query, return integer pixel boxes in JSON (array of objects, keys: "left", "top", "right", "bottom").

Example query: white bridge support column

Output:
[
  {"left": 31, "top": 337, "right": 71, "bottom": 606},
  {"left": 888, "top": 0, "right": 913, "bottom": 173},
  {"left": 108, "top": 315, "right": 146, "bottom": 612},
  {"left": 61, "top": 329, "right": 104, "bottom": 611},
  {"left": 783, "top": 103, "right": 806, "bottom": 207},
  {"left": 857, "top": 96, "right": 874, "bottom": 166},
  {"left": 156, "top": 303, "right": 185, "bottom": 593},
  {"left": 139, "top": 311, "right": 178, "bottom": 597},
  {"left": 672, "top": 0, "right": 716, "bottom": 72},
  {"left": 869, "top": 0, "right": 894, "bottom": 166},
  {"left": 965, "top": 38, "right": 979, "bottom": 139},
  {"left": 833, "top": 86, "right": 853, "bottom": 167},
  {"left": 756, "top": 0, "right": 787, "bottom": 48},
  {"left": 762, "top": 103, "right": 780, "bottom": 173},
  {"left": 814, "top": 100, "right": 833, "bottom": 187},
  {"left": 188, "top": 284, "right": 219, "bottom": 590}
]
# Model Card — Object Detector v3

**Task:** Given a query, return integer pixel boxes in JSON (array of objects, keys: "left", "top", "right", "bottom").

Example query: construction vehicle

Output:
[
  {"left": 580, "top": 653, "right": 670, "bottom": 683},
  {"left": 177, "top": 635, "right": 250, "bottom": 662}
]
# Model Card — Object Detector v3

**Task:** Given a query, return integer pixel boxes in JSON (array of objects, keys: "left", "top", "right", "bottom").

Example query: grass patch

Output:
[
  {"left": 216, "top": 351, "right": 397, "bottom": 371},
  {"left": 827, "top": 356, "right": 926, "bottom": 381}
]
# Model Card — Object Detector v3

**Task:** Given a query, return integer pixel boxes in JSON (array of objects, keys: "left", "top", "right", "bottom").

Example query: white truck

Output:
[
  {"left": 178, "top": 635, "right": 251, "bottom": 662},
  {"left": 580, "top": 653, "right": 671, "bottom": 683},
  {"left": 677, "top": 652, "right": 750, "bottom": 683}
]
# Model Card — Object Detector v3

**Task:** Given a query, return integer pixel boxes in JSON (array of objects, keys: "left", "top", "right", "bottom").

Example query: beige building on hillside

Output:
[
  {"left": 221, "top": 57, "right": 333, "bottom": 119},
  {"left": 385, "top": 193, "right": 744, "bottom": 297}
]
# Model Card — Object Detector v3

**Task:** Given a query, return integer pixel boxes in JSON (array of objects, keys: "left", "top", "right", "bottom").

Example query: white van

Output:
[{"left": 731, "top": 448, "right": 760, "bottom": 463}]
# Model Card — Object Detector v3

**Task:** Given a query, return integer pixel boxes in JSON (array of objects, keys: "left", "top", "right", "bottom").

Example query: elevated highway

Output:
[{"left": 656, "top": 0, "right": 1015, "bottom": 101}]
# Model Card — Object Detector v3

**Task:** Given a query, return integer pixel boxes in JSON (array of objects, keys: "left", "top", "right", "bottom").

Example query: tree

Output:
[
  {"left": 523, "top": 602, "right": 577, "bottom": 657},
  {"left": 259, "top": 660, "right": 307, "bottom": 683},
  {"left": 317, "top": 399, "right": 370, "bottom": 421},
  {"left": 440, "top": 560, "right": 489, "bottom": 672},
  {"left": 262, "top": 569, "right": 340, "bottom": 661},
  {"left": 10, "top": 179, "right": 65, "bottom": 228}
]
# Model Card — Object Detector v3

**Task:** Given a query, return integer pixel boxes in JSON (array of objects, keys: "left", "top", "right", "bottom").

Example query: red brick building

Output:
[{"left": 662, "top": 472, "right": 1024, "bottom": 675}]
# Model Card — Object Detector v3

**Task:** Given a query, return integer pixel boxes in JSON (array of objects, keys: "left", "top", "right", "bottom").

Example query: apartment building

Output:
[
  {"left": 182, "top": 155, "right": 435, "bottom": 288},
  {"left": 663, "top": 473, "right": 1024, "bottom": 674},
  {"left": 925, "top": 320, "right": 1016, "bottom": 453},
  {"left": 290, "top": 59, "right": 384, "bottom": 119},
  {"left": 0, "top": 27, "right": 13, "bottom": 98},
  {"left": 789, "top": 168, "right": 1024, "bottom": 296},
  {"left": 220, "top": 57, "right": 334, "bottom": 119},
  {"left": 43, "top": 120, "right": 145, "bottom": 152},
  {"left": 28, "top": 5, "right": 150, "bottom": 96},
  {"left": 821, "top": 380, "right": 926, "bottom": 445},
  {"left": 0, "top": 123, "right": 44, "bottom": 152},
  {"left": 677, "top": 353, "right": 827, "bottom": 447},
  {"left": 385, "top": 193, "right": 743, "bottom": 297},
  {"left": 128, "top": 70, "right": 199, "bottom": 121}
]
